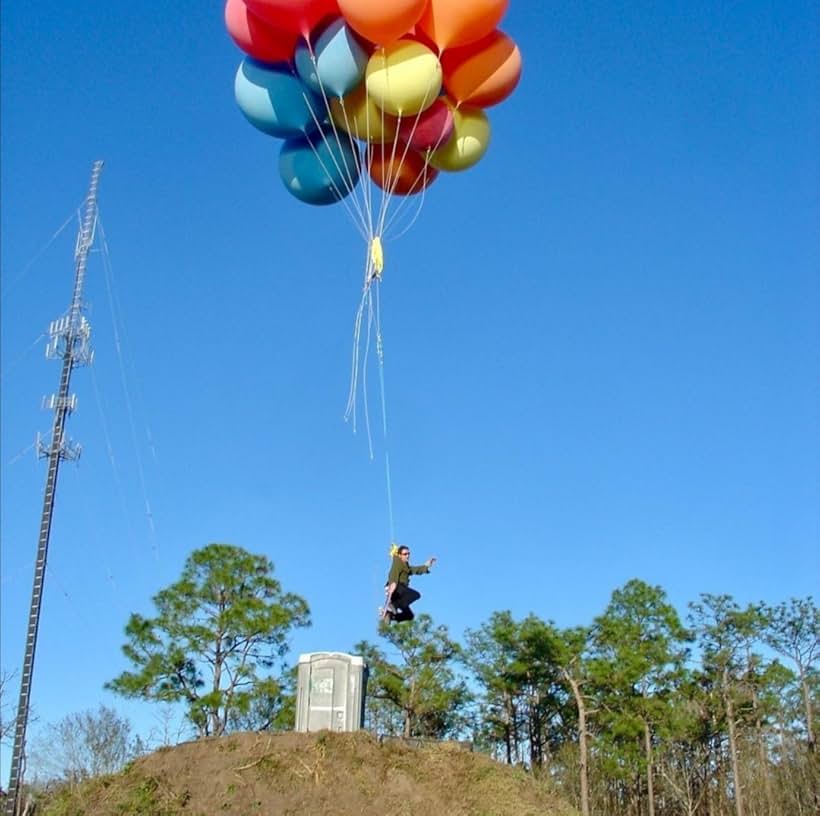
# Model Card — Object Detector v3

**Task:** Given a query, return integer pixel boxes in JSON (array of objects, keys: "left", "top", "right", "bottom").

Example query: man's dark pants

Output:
[{"left": 390, "top": 584, "right": 421, "bottom": 622}]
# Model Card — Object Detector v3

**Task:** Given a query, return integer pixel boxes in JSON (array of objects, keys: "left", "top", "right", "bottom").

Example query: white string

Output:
[
  {"left": 361, "top": 283, "right": 376, "bottom": 458},
  {"left": 88, "top": 365, "right": 139, "bottom": 553},
  {"left": 375, "top": 101, "right": 451, "bottom": 244},
  {"left": 306, "top": 45, "right": 442, "bottom": 552},
  {"left": 383, "top": 160, "right": 436, "bottom": 240},
  {"left": 72, "top": 455, "right": 120, "bottom": 593},
  {"left": 6, "top": 441, "right": 38, "bottom": 467},
  {"left": 345, "top": 258, "right": 374, "bottom": 431},
  {"left": 45, "top": 563, "right": 107, "bottom": 633},
  {"left": 305, "top": 43, "right": 370, "bottom": 214},
  {"left": 335, "top": 95, "right": 376, "bottom": 239},
  {"left": 0, "top": 333, "right": 46, "bottom": 388},
  {"left": 0, "top": 558, "right": 35, "bottom": 588},
  {"left": 97, "top": 219, "right": 157, "bottom": 553},
  {"left": 345, "top": 70, "right": 437, "bottom": 428},
  {"left": 96, "top": 218, "right": 159, "bottom": 463},
  {"left": 374, "top": 284, "right": 395, "bottom": 542},
  {"left": 372, "top": 76, "right": 441, "bottom": 240},
  {"left": 300, "top": 43, "right": 375, "bottom": 239},
  {"left": 300, "top": 101, "right": 371, "bottom": 242},
  {"left": 0, "top": 207, "right": 81, "bottom": 299}
]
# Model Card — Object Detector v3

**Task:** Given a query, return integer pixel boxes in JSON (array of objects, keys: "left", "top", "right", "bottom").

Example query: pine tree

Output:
[
  {"left": 593, "top": 579, "right": 691, "bottom": 816},
  {"left": 356, "top": 614, "right": 470, "bottom": 739},
  {"left": 107, "top": 543, "right": 310, "bottom": 737}
]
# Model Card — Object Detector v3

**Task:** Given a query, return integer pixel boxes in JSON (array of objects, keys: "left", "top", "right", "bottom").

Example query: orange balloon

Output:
[
  {"left": 368, "top": 145, "right": 439, "bottom": 195},
  {"left": 338, "top": 0, "right": 428, "bottom": 45},
  {"left": 417, "top": 0, "right": 509, "bottom": 51},
  {"left": 441, "top": 30, "right": 521, "bottom": 108}
]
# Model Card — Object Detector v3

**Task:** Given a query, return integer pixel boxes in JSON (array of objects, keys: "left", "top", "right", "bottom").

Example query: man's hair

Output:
[{"left": 398, "top": 546, "right": 410, "bottom": 555}]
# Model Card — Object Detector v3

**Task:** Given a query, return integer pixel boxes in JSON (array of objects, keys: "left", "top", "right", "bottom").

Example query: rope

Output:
[
  {"left": 345, "top": 252, "right": 378, "bottom": 430},
  {"left": 375, "top": 284, "right": 396, "bottom": 542},
  {"left": 305, "top": 45, "right": 443, "bottom": 552},
  {"left": 343, "top": 268, "right": 396, "bottom": 541},
  {"left": 361, "top": 283, "right": 375, "bottom": 458}
]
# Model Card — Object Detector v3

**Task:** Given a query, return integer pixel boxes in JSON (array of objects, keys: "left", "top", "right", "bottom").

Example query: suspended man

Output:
[{"left": 380, "top": 544, "right": 436, "bottom": 622}]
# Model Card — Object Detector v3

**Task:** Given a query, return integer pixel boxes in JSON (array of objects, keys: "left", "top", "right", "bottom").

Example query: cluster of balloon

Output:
[{"left": 227, "top": 0, "right": 522, "bottom": 208}]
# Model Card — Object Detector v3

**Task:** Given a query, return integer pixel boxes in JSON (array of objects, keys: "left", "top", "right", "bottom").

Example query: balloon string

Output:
[
  {"left": 382, "top": 118, "right": 451, "bottom": 240},
  {"left": 385, "top": 162, "right": 433, "bottom": 241},
  {"left": 369, "top": 68, "right": 391, "bottom": 243},
  {"left": 373, "top": 71, "right": 441, "bottom": 241},
  {"left": 345, "top": 273, "right": 366, "bottom": 430},
  {"left": 305, "top": 43, "right": 372, "bottom": 227},
  {"left": 344, "top": 262, "right": 397, "bottom": 538},
  {"left": 310, "top": 38, "right": 441, "bottom": 549},
  {"left": 361, "top": 282, "right": 375, "bottom": 457},
  {"left": 336, "top": 97, "right": 376, "bottom": 242},
  {"left": 300, "top": 90, "right": 369, "bottom": 240},
  {"left": 380, "top": 75, "right": 453, "bottom": 238},
  {"left": 345, "top": 254, "right": 376, "bottom": 431},
  {"left": 301, "top": 42, "right": 376, "bottom": 241},
  {"left": 375, "top": 283, "right": 396, "bottom": 543}
]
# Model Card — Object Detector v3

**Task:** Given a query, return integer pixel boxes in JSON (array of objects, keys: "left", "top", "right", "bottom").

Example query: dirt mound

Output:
[{"left": 38, "top": 731, "right": 577, "bottom": 816}]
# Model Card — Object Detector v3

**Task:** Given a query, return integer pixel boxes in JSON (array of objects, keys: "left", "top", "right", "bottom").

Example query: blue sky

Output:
[{"left": 1, "top": 0, "right": 818, "bottom": 771}]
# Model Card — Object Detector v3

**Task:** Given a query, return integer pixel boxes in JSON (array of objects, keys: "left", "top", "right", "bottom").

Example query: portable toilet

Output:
[{"left": 295, "top": 652, "right": 368, "bottom": 733}]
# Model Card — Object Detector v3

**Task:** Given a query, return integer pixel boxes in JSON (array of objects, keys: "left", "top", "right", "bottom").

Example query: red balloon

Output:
[
  {"left": 225, "top": 0, "right": 299, "bottom": 64},
  {"left": 244, "top": 0, "right": 340, "bottom": 39},
  {"left": 397, "top": 98, "right": 454, "bottom": 151},
  {"left": 368, "top": 145, "right": 438, "bottom": 196}
]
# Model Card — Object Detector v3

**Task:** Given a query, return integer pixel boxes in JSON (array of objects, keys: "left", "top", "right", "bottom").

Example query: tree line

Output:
[
  {"left": 359, "top": 584, "right": 817, "bottom": 816},
  {"left": 5, "top": 544, "right": 816, "bottom": 816}
]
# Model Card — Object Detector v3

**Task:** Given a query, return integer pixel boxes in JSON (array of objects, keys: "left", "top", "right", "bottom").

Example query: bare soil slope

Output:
[{"left": 39, "top": 731, "right": 577, "bottom": 816}]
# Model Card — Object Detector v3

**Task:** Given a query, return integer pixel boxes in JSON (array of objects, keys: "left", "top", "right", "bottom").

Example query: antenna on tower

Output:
[{"left": 4, "top": 160, "right": 104, "bottom": 816}]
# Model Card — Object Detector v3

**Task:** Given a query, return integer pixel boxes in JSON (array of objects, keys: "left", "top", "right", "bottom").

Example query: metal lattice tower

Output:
[{"left": 4, "top": 161, "right": 104, "bottom": 816}]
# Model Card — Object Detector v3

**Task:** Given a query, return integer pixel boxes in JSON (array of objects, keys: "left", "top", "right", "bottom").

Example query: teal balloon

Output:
[
  {"left": 234, "top": 58, "right": 323, "bottom": 138},
  {"left": 294, "top": 19, "right": 369, "bottom": 99},
  {"left": 279, "top": 131, "right": 361, "bottom": 205}
]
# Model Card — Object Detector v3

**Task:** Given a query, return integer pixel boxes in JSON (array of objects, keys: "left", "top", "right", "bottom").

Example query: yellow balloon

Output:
[
  {"left": 427, "top": 106, "right": 491, "bottom": 171},
  {"left": 366, "top": 41, "right": 443, "bottom": 117},
  {"left": 330, "top": 85, "right": 398, "bottom": 144}
]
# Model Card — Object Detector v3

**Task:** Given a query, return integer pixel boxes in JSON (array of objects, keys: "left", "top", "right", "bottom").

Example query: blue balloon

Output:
[
  {"left": 234, "top": 58, "right": 324, "bottom": 139},
  {"left": 279, "top": 131, "right": 361, "bottom": 206},
  {"left": 294, "top": 19, "right": 369, "bottom": 99}
]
